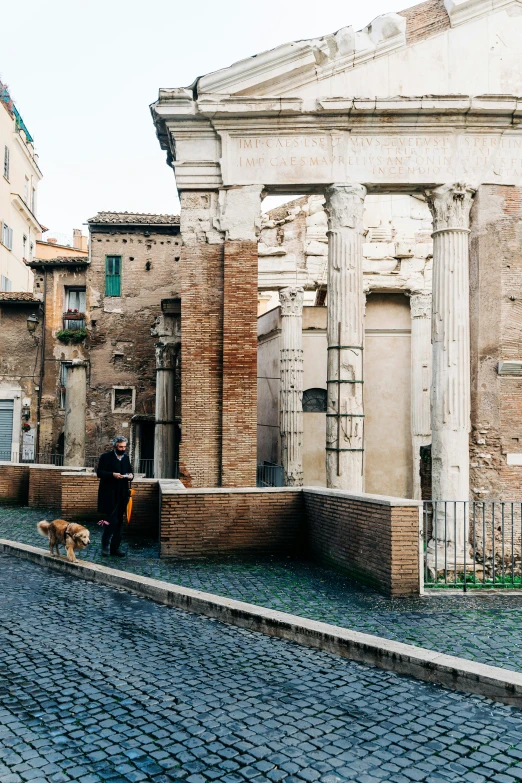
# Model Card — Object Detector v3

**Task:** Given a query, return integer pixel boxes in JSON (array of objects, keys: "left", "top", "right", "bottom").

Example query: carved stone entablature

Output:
[
  {"left": 410, "top": 292, "right": 432, "bottom": 319},
  {"left": 279, "top": 287, "right": 304, "bottom": 317},
  {"left": 425, "top": 183, "right": 476, "bottom": 233}
]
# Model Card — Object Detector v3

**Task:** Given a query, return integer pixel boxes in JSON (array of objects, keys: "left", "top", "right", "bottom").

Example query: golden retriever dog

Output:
[{"left": 37, "top": 519, "right": 90, "bottom": 563}]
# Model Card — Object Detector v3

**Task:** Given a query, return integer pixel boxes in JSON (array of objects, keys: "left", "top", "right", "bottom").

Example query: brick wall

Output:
[
  {"left": 221, "top": 240, "right": 258, "bottom": 487},
  {"left": 470, "top": 186, "right": 522, "bottom": 500},
  {"left": 0, "top": 464, "right": 30, "bottom": 505},
  {"left": 304, "top": 489, "right": 421, "bottom": 597},
  {"left": 128, "top": 480, "right": 160, "bottom": 538},
  {"left": 180, "top": 238, "right": 224, "bottom": 488},
  {"left": 28, "top": 465, "right": 83, "bottom": 509},
  {"left": 160, "top": 488, "right": 305, "bottom": 558},
  {"left": 398, "top": 0, "right": 450, "bottom": 45},
  {"left": 61, "top": 472, "right": 99, "bottom": 520}
]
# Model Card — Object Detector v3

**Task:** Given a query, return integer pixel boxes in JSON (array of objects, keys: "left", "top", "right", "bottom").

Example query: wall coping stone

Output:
[
  {"left": 1, "top": 537, "right": 520, "bottom": 707},
  {"left": 159, "top": 479, "right": 186, "bottom": 491},
  {"left": 159, "top": 483, "right": 422, "bottom": 507},
  {"left": 29, "top": 464, "right": 89, "bottom": 472}
]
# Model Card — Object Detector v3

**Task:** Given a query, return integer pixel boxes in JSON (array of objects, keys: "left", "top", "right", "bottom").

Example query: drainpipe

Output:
[{"left": 35, "top": 268, "right": 46, "bottom": 458}]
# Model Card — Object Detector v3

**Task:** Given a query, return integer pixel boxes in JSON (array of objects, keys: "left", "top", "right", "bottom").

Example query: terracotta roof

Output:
[
  {"left": 29, "top": 256, "right": 90, "bottom": 267},
  {"left": 88, "top": 211, "right": 180, "bottom": 225},
  {"left": 0, "top": 292, "right": 40, "bottom": 303}
]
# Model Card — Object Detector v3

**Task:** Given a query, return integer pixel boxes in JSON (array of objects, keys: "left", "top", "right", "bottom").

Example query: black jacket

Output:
[{"left": 96, "top": 450, "right": 133, "bottom": 516}]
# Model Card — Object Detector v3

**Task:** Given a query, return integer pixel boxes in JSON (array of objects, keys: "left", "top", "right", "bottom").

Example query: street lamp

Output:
[{"left": 26, "top": 313, "right": 39, "bottom": 333}]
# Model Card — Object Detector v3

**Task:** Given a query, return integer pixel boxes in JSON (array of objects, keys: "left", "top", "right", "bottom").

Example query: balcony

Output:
[{"left": 63, "top": 312, "right": 86, "bottom": 330}]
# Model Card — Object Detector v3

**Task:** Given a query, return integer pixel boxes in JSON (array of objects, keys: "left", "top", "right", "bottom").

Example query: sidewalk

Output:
[{"left": 3, "top": 505, "right": 522, "bottom": 673}]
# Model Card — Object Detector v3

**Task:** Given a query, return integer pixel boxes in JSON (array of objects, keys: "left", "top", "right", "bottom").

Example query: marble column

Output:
[
  {"left": 324, "top": 184, "right": 367, "bottom": 491},
  {"left": 425, "top": 183, "right": 475, "bottom": 561},
  {"left": 410, "top": 292, "right": 432, "bottom": 500},
  {"left": 154, "top": 342, "right": 176, "bottom": 479},
  {"left": 64, "top": 360, "right": 87, "bottom": 467},
  {"left": 279, "top": 287, "right": 304, "bottom": 486}
]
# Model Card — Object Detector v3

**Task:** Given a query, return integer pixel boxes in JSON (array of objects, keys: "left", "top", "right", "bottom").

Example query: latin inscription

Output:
[{"left": 225, "top": 132, "right": 522, "bottom": 186}]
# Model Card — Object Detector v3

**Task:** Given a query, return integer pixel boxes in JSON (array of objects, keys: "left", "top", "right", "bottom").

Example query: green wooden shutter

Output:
[{"left": 105, "top": 256, "right": 121, "bottom": 296}]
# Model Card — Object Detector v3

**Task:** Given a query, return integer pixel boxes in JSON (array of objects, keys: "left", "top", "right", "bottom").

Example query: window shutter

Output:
[{"left": 105, "top": 256, "right": 121, "bottom": 296}]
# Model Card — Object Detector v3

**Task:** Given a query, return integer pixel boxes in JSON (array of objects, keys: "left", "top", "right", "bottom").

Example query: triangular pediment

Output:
[{"left": 196, "top": 0, "right": 522, "bottom": 100}]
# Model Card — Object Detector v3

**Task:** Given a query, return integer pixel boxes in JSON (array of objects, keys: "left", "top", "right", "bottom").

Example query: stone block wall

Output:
[
  {"left": 304, "top": 489, "right": 421, "bottom": 597},
  {"left": 160, "top": 488, "right": 305, "bottom": 558},
  {"left": 0, "top": 464, "right": 29, "bottom": 505}
]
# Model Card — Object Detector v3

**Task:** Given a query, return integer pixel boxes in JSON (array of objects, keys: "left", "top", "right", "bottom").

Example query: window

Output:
[
  {"left": 3, "top": 146, "right": 9, "bottom": 180},
  {"left": 31, "top": 187, "right": 36, "bottom": 214},
  {"left": 0, "top": 275, "right": 12, "bottom": 292},
  {"left": 22, "top": 234, "right": 27, "bottom": 259},
  {"left": 29, "top": 242, "right": 33, "bottom": 261},
  {"left": 65, "top": 287, "right": 86, "bottom": 312},
  {"left": 112, "top": 387, "right": 135, "bottom": 413},
  {"left": 24, "top": 177, "right": 29, "bottom": 204},
  {"left": 59, "top": 362, "right": 72, "bottom": 408},
  {"left": 63, "top": 287, "right": 86, "bottom": 329},
  {"left": 105, "top": 255, "right": 121, "bottom": 296},
  {"left": 2, "top": 223, "right": 13, "bottom": 250},
  {"left": 302, "top": 388, "right": 327, "bottom": 413}
]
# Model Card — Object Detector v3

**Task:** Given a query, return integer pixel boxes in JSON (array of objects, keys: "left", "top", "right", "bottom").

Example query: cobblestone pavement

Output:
[
  {"left": 3, "top": 506, "right": 522, "bottom": 674},
  {"left": 2, "top": 552, "right": 522, "bottom": 783}
]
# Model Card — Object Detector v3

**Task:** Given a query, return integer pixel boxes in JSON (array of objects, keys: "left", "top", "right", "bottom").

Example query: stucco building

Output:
[{"left": 0, "top": 80, "right": 42, "bottom": 293}]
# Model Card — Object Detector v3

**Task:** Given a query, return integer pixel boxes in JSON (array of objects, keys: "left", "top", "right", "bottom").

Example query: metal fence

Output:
[
  {"left": 256, "top": 462, "right": 285, "bottom": 488},
  {"left": 423, "top": 500, "right": 522, "bottom": 590}
]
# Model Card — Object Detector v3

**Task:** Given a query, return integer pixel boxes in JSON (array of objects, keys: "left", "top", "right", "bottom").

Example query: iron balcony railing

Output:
[
  {"left": 62, "top": 312, "right": 86, "bottom": 330},
  {"left": 423, "top": 500, "right": 522, "bottom": 590}
]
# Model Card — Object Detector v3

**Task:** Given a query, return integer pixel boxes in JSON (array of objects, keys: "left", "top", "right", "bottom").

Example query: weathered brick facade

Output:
[
  {"left": 28, "top": 464, "right": 84, "bottom": 508},
  {"left": 398, "top": 0, "right": 450, "bottom": 45},
  {"left": 179, "top": 235, "right": 224, "bottom": 488},
  {"left": 222, "top": 240, "right": 258, "bottom": 487},
  {"left": 470, "top": 185, "right": 522, "bottom": 500}
]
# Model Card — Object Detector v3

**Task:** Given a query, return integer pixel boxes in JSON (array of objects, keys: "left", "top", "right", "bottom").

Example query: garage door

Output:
[{"left": 0, "top": 400, "right": 14, "bottom": 461}]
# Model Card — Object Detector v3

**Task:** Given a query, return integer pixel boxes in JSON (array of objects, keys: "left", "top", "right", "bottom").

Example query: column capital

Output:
[
  {"left": 410, "top": 292, "right": 432, "bottom": 319},
  {"left": 216, "top": 184, "right": 264, "bottom": 241},
  {"left": 325, "top": 184, "right": 367, "bottom": 231},
  {"left": 155, "top": 342, "right": 177, "bottom": 370},
  {"left": 425, "top": 183, "right": 475, "bottom": 232},
  {"left": 279, "top": 286, "right": 304, "bottom": 317}
]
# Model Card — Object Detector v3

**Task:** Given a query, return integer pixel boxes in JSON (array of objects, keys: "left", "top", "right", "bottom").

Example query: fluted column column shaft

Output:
[
  {"left": 154, "top": 342, "right": 176, "bottom": 479},
  {"left": 64, "top": 361, "right": 87, "bottom": 467},
  {"left": 325, "top": 184, "right": 367, "bottom": 491},
  {"left": 410, "top": 293, "right": 432, "bottom": 500},
  {"left": 279, "top": 287, "right": 304, "bottom": 486},
  {"left": 426, "top": 183, "right": 475, "bottom": 557}
]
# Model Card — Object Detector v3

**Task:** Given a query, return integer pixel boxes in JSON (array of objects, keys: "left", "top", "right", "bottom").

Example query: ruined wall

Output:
[
  {"left": 0, "top": 303, "right": 41, "bottom": 460},
  {"left": 470, "top": 185, "right": 522, "bottom": 500},
  {"left": 87, "top": 224, "right": 181, "bottom": 457},
  {"left": 35, "top": 265, "right": 88, "bottom": 455}
]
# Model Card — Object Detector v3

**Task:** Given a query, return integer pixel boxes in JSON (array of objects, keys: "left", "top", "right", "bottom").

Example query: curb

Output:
[{"left": 2, "top": 538, "right": 522, "bottom": 707}]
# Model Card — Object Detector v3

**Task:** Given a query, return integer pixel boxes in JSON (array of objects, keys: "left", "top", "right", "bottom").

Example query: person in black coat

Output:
[{"left": 96, "top": 436, "right": 134, "bottom": 557}]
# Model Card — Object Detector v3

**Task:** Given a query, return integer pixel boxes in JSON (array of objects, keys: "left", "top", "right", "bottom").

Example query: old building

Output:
[
  {"left": 151, "top": 0, "right": 522, "bottom": 569},
  {"left": 0, "top": 213, "right": 181, "bottom": 473},
  {"left": 0, "top": 80, "right": 42, "bottom": 293}
]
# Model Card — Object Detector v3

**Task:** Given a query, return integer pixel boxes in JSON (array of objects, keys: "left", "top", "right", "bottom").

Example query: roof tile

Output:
[{"left": 87, "top": 211, "right": 180, "bottom": 225}]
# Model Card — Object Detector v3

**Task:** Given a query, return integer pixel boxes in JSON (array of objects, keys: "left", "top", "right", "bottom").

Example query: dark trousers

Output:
[{"left": 102, "top": 504, "right": 125, "bottom": 553}]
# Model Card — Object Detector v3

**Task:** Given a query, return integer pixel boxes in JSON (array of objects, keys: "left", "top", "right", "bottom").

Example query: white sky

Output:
[{"left": 2, "top": 0, "right": 400, "bottom": 243}]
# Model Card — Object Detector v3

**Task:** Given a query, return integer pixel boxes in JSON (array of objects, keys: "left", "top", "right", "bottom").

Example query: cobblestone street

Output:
[
  {"left": 2, "top": 551, "right": 522, "bottom": 783},
  {"left": 3, "top": 507, "right": 522, "bottom": 674}
]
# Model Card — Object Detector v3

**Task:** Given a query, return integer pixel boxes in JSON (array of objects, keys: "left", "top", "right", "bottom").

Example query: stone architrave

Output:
[
  {"left": 410, "top": 292, "right": 432, "bottom": 500},
  {"left": 154, "top": 342, "right": 177, "bottom": 479},
  {"left": 64, "top": 360, "right": 87, "bottom": 467},
  {"left": 425, "top": 183, "right": 475, "bottom": 563},
  {"left": 279, "top": 287, "right": 304, "bottom": 486},
  {"left": 324, "top": 184, "right": 367, "bottom": 491}
]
